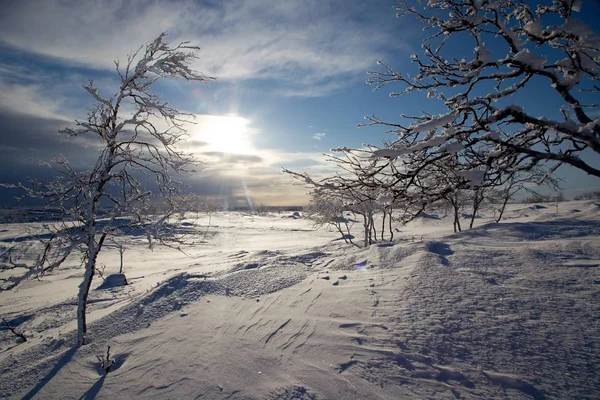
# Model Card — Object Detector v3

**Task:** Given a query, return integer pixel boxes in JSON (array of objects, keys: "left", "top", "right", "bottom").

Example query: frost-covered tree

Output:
[
  {"left": 283, "top": 148, "right": 425, "bottom": 246},
  {"left": 0, "top": 33, "right": 214, "bottom": 346},
  {"left": 366, "top": 0, "right": 600, "bottom": 188},
  {"left": 490, "top": 167, "right": 560, "bottom": 221},
  {"left": 304, "top": 191, "right": 355, "bottom": 244}
]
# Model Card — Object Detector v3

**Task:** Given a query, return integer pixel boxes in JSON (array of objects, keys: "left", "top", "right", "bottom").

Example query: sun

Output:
[{"left": 192, "top": 114, "right": 255, "bottom": 155}]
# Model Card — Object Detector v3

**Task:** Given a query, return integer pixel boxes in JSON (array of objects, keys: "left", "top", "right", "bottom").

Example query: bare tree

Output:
[
  {"left": 0, "top": 33, "right": 214, "bottom": 346},
  {"left": 493, "top": 168, "right": 560, "bottom": 222},
  {"left": 283, "top": 147, "right": 427, "bottom": 246},
  {"left": 468, "top": 187, "right": 486, "bottom": 230},
  {"left": 365, "top": 0, "right": 600, "bottom": 189}
]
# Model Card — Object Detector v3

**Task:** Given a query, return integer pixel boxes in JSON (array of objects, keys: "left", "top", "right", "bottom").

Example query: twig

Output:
[
  {"left": 2, "top": 317, "right": 27, "bottom": 342},
  {"left": 96, "top": 344, "right": 115, "bottom": 374}
]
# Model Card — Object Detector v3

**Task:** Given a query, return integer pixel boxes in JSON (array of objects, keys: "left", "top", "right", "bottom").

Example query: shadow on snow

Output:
[
  {"left": 449, "top": 218, "right": 600, "bottom": 241},
  {"left": 0, "top": 218, "right": 197, "bottom": 244}
]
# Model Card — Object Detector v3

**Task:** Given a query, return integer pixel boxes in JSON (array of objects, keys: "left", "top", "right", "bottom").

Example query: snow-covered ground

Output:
[{"left": 0, "top": 202, "right": 599, "bottom": 399}]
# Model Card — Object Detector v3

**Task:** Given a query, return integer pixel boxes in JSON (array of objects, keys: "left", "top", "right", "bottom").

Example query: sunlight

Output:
[{"left": 191, "top": 114, "right": 255, "bottom": 155}]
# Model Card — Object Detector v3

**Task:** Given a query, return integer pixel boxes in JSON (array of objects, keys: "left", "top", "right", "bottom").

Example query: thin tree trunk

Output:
[
  {"left": 469, "top": 210, "right": 477, "bottom": 230},
  {"left": 335, "top": 223, "right": 348, "bottom": 243},
  {"left": 469, "top": 190, "right": 484, "bottom": 230},
  {"left": 118, "top": 246, "right": 124, "bottom": 274},
  {"left": 77, "top": 234, "right": 106, "bottom": 346},
  {"left": 496, "top": 194, "right": 510, "bottom": 223},
  {"left": 370, "top": 214, "right": 377, "bottom": 244},
  {"left": 469, "top": 199, "right": 479, "bottom": 230},
  {"left": 77, "top": 254, "right": 96, "bottom": 346},
  {"left": 453, "top": 204, "right": 462, "bottom": 232},
  {"left": 381, "top": 211, "right": 386, "bottom": 241},
  {"left": 344, "top": 221, "right": 354, "bottom": 244},
  {"left": 363, "top": 215, "right": 369, "bottom": 247},
  {"left": 388, "top": 209, "right": 394, "bottom": 241}
]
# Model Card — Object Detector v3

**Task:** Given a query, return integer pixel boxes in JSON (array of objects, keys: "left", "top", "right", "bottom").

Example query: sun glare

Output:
[{"left": 192, "top": 114, "right": 255, "bottom": 155}]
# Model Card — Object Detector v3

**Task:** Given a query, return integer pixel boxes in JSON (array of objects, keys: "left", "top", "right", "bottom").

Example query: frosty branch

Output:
[{"left": 366, "top": 0, "right": 600, "bottom": 178}]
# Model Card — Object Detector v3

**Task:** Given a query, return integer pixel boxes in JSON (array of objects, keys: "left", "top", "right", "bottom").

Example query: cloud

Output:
[
  {"left": 184, "top": 171, "right": 311, "bottom": 208},
  {"left": 184, "top": 140, "right": 209, "bottom": 148},
  {"left": 0, "top": 108, "right": 100, "bottom": 167},
  {"left": 180, "top": 147, "right": 336, "bottom": 207},
  {"left": 0, "top": 0, "right": 394, "bottom": 206},
  {"left": 0, "top": 78, "right": 73, "bottom": 121},
  {"left": 200, "top": 151, "right": 263, "bottom": 164},
  {"left": 0, "top": 58, "right": 126, "bottom": 124},
  {"left": 0, "top": 0, "right": 405, "bottom": 97}
]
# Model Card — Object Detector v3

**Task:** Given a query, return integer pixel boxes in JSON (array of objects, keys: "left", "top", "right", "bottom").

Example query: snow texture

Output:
[{"left": 0, "top": 202, "right": 599, "bottom": 399}]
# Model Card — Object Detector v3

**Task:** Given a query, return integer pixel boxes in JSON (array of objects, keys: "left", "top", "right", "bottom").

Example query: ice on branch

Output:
[
  {"left": 409, "top": 113, "right": 458, "bottom": 133},
  {"left": 511, "top": 49, "right": 547, "bottom": 69},
  {"left": 439, "top": 142, "right": 464, "bottom": 154}
]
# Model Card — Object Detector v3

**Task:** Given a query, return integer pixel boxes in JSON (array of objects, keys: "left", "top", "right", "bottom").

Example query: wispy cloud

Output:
[
  {"left": 200, "top": 151, "right": 263, "bottom": 164},
  {"left": 0, "top": 79, "right": 71, "bottom": 121},
  {"left": 0, "top": 0, "right": 409, "bottom": 206},
  {"left": 0, "top": 0, "right": 404, "bottom": 97}
]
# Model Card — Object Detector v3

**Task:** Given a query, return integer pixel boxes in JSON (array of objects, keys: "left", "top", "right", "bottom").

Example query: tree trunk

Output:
[
  {"left": 388, "top": 209, "right": 394, "bottom": 241},
  {"left": 363, "top": 215, "right": 369, "bottom": 248},
  {"left": 469, "top": 199, "right": 479, "bottom": 230},
  {"left": 370, "top": 214, "right": 376, "bottom": 244},
  {"left": 77, "top": 234, "right": 106, "bottom": 346},
  {"left": 335, "top": 223, "right": 348, "bottom": 243},
  {"left": 381, "top": 211, "right": 386, "bottom": 241},
  {"left": 118, "top": 247, "right": 124, "bottom": 274},
  {"left": 77, "top": 251, "right": 96, "bottom": 346},
  {"left": 453, "top": 205, "right": 462, "bottom": 232},
  {"left": 344, "top": 221, "right": 354, "bottom": 245},
  {"left": 469, "top": 190, "right": 484, "bottom": 230},
  {"left": 496, "top": 194, "right": 510, "bottom": 223}
]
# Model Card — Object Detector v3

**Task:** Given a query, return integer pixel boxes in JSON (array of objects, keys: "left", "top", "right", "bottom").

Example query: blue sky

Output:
[{"left": 0, "top": 0, "right": 599, "bottom": 208}]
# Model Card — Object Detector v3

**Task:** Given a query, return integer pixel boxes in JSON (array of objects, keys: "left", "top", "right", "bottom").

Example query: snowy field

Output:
[{"left": 0, "top": 201, "right": 599, "bottom": 399}]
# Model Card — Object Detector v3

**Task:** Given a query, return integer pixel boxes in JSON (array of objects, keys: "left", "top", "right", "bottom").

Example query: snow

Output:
[
  {"left": 475, "top": 45, "right": 493, "bottom": 65},
  {"left": 439, "top": 142, "right": 463, "bottom": 154},
  {"left": 512, "top": 49, "right": 547, "bottom": 70},
  {"left": 485, "top": 131, "right": 502, "bottom": 140},
  {"left": 372, "top": 134, "right": 449, "bottom": 159},
  {"left": 372, "top": 148, "right": 405, "bottom": 159},
  {"left": 523, "top": 21, "right": 543, "bottom": 37},
  {"left": 1, "top": 202, "right": 600, "bottom": 399},
  {"left": 409, "top": 112, "right": 457, "bottom": 133}
]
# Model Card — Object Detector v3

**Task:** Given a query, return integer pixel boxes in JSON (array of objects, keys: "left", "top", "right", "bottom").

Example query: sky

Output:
[{"left": 0, "top": 0, "right": 599, "bottom": 209}]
